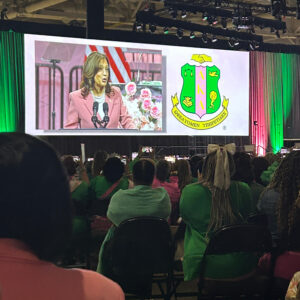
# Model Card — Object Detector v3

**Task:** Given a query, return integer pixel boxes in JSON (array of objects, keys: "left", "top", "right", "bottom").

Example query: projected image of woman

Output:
[{"left": 64, "top": 52, "right": 135, "bottom": 129}]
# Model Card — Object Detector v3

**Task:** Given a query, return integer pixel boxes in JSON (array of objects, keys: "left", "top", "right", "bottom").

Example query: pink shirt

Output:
[
  {"left": 0, "top": 239, "right": 124, "bottom": 300},
  {"left": 152, "top": 177, "right": 180, "bottom": 204}
]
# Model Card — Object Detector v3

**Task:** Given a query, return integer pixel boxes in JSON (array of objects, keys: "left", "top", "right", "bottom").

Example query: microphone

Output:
[
  {"left": 92, "top": 102, "right": 99, "bottom": 128},
  {"left": 102, "top": 102, "right": 110, "bottom": 127}
]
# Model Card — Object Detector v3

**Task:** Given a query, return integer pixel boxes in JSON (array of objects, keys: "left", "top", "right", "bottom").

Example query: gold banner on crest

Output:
[{"left": 171, "top": 95, "right": 229, "bottom": 130}]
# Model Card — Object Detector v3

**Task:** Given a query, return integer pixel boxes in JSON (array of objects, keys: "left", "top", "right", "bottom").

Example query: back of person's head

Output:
[
  {"left": 0, "top": 133, "right": 72, "bottom": 261},
  {"left": 156, "top": 160, "right": 170, "bottom": 182},
  {"left": 61, "top": 155, "right": 77, "bottom": 177},
  {"left": 231, "top": 152, "right": 254, "bottom": 184},
  {"left": 133, "top": 159, "right": 155, "bottom": 186},
  {"left": 265, "top": 152, "right": 281, "bottom": 165},
  {"left": 92, "top": 150, "right": 108, "bottom": 177},
  {"left": 176, "top": 159, "right": 192, "bottom": 191},
  {"left": 252, "top": 156, "right": 269, "bottom": 184},
  {"left": 103, "top": 157, "right": 124, "bottom": 183},
  {"left": 269, "top": 151, "right": 300, "bottom": 241},
  {"left": 202, "top": 145, "right": 237, "bottom": 232},
  {"left": 189, "top": 155, "right": 204, "bottom": 178}
]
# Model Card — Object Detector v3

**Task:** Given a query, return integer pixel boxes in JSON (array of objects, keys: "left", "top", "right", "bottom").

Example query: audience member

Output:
[
  {"left": 189, "top": 155, "right": 204, "bottom": 183},
  {"left": 61, "top": 155, "right": 90, "bottom": 261},
  {"left": 232, "top": 152, "right": 264, "bottom": 206},
  {"left": 180, "top": 144, "right": 256, "bottom": 281},
  {"left": 261, "top": 152, "right": 281, "bottom": 186},
  {"left": 153, "top": 159, "right": 180, "bottom": 224},
  {"left": 89, "top": 157, "right": 129, "bottom": 206},
  {"left": 0, "top": 132, "right": 124, "bottom": 300},
  {"left": 252, "top": 156, "right": 269, "bottom": 185},
  {"left": 97, "top": 159, "right": 171, "bottom": 276},
  {"left": 257, "top": 151, "right": 300, "bottom": 246},
  {"left": 92, "top": 150, "right": 108, "bottom": 178},
  {"left": 176, "top": 159, "right": 192, "bottom": 192}
]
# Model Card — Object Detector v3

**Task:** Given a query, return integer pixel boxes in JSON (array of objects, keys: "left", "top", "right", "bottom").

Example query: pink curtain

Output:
[{"left": 250, "top": 52, "right": 269, "bottom": 156}]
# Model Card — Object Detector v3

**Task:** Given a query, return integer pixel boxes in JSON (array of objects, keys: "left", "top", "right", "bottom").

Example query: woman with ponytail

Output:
[{"left": 180, "top": 144, "right": 256, "bottom": 281}]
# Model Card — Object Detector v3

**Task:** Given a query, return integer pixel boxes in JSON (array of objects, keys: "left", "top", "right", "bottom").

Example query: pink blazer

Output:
[{"left": 64, "top": 86, "right": 136, "bottom": 129}]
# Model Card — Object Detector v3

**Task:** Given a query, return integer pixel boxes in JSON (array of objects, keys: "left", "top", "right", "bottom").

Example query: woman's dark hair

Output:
[
  {"left": 61, "top": 155, "right": 77, "bottom": 177},
  {"left": 103, "top": 157, "right": 124, "bottom": 183},
  {"left": 252, "top": 157, "right": 269, "bottom": 185},
  {"left": 80, "top": 52, "right": 112, "bottom": 97},
  {"left": 189, "top": 155, "right": 204, "bottom": 178},
  {"left": 231, "top": 152, "right": 254, "bottom": 184},
  {"left": 176, "top": 159, "right": 192, "bottom": 191},
  {"left": 0, "top": 133, "right": 72, "bottom": 261},
  {"left": 156, "top": 160, "right": 170, "bottom": 182},
  {"left": 133, "top": 159, "right": 155, "bottom": 186},
  {"left": 92, "top": 150, "right": 108, "bottom": 177}
]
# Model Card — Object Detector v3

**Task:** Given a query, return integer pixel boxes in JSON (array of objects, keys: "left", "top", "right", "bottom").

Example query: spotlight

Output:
[
  {"left": 190, "top": 31, "right": 196, "bottom": 39},
  {"left": 202, "top": 12, "right": 208, "bottom": 21},
  {"left": 221, "top": 17, "right": 227, "bottom": 28},
  {"left": 181, "top": 10, "right": 187, "bottom": 18},
  {"left": 234, "top": 39, "right": 240, "bottom": 46},
  {"left": 136, "top": 22, "right": 142, "bottom": 30},
  {"left": 212, "top": 36, "right": 218, "bottom": 43},
  {"left": 215, "top": 0, "right": 221, "bottom": 8},
  {"left": 275, "top": 30, "right": 280, "bottom": 38},
  {"left": 228, "top": 38, "right": 235, "bottom": 48},
  {"left": 177, "top": 28, "right": 183, "bottom": 39},
  {"left": 149, "top": 24, "right": 156, "bottom": 33},
  {"left": 201, "top": 33, "right": 209, "bottom": 44},
  {"left": 163, "top": 27, "right": 169, "bottom": 34},
  {"left": 249, "top": 42, "right": 255, "bottom": 51}
]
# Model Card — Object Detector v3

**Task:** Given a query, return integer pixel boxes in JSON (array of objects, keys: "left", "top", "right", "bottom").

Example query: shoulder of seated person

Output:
[{"left": 72, "top": 269, "right": 124, "bottom": 298}]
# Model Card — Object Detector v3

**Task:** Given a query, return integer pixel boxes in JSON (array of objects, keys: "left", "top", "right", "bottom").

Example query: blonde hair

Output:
[{"left": 201, "top": 151, "right": 237, "bottom": 233}]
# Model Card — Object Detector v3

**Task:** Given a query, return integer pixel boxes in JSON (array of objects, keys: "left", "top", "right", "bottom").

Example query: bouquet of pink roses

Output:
[{"left": 124, "top": 82, "right": 162, "bottom": 131}]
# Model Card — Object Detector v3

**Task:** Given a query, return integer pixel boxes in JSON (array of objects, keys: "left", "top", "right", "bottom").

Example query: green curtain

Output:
[{"left": 0, "top": 31, "right": 24, "bottom": 132}]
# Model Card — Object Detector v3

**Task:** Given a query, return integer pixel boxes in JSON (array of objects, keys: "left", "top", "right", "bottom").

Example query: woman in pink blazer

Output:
[{"left": 64, "top": 52, "right": 135, "bottom": 129}]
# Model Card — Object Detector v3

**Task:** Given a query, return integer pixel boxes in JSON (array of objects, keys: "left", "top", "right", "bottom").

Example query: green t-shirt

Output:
[{"left": 180, "top": 181, "right": 257, "bottom": 281}]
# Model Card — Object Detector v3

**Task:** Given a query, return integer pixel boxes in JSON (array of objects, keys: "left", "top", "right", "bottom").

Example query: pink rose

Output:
[
  {"left": 150, "top": 106, "right": 161, "bottom": 119},
  {"left": 125, "top": 82, "right": 137, "bottom": 96},
  {"left": 142, "top": 98, "right": 152, "bottom": 111},
  {"left": 140, "top": 88, "right": 152, "bottom": 99}
]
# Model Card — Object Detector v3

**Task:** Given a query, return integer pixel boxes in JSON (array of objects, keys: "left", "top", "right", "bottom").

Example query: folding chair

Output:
[{"left": 105, "top": 217, "right": 174, "bottom": 300}]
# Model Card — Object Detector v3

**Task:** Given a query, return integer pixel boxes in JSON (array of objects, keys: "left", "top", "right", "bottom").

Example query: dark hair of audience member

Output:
[
  {"left": 268, "top": 151, "right": 300, "bottom": 249},
  {"left": 133, "top": 159, "right": 155, "bottom": 186},
  {"left": 156, "top": 160, "right": 171, "bottom": 182},
  {"left": 177, "top": 159, "right": 192, "bottom": 191},
  {"left": 190, "top": 155, "right": 204, "bottom": 178},
  {"left": 102, "top": 157, "right": 124, "bottom": 183},
  {"left": 264, "top": 152, "right": 281, "bottom": 165},
  {"left": 252, "top": 157, "right": 269, "bottom": 185},
  {"left": 0, "top": 133, "right": 72, "bottom": 262},
  {"left": 201, "top": 150, "right": 236, "bottom": 232},
  {"left": 61, "top": 155, "right": 77, "bottom": 177},
  {"left": 92, "top": 150, "right": 108, "bottom": 177},
  {"left": 231, "top": 152, "right": 254, "bottom": 184}
]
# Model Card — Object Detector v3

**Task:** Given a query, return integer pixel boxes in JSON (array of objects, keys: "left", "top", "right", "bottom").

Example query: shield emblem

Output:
[{"left": 180, "top": 64, "right": 221, "bottom": 118}]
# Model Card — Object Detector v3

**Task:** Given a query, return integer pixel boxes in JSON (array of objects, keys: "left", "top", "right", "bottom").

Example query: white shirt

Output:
[{"left": 91, "top": 91, "right": 105, "bottom": 120}]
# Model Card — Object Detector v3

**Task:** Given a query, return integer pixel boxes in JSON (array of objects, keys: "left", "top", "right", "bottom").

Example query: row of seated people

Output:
[
  {"left": 1, "top": 132, "right": 299, "bottom": 300},
  {"left": 63, "top": 142, "right": 300, "bottom": 288}
]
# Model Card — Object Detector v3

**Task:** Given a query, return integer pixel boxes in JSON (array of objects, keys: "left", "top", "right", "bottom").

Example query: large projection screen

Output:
[{"left": 25, "top": 34, "right": 249, "bottom": 136}]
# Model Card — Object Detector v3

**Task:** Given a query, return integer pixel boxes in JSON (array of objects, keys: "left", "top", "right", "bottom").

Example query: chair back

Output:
[
  {"left": 205, "top": 224, "right": 272, "bottom": 255},
  {"left": 108, "top": 217, "right": 174, "bottom": 296},
  {"left": 246, "top": 213, "right": 269, "bottom": 227}
]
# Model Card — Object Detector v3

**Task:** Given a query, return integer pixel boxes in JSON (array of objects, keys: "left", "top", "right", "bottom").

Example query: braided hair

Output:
[{"left": 268, "top": 151, "right": 300, "bottom": 247}]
